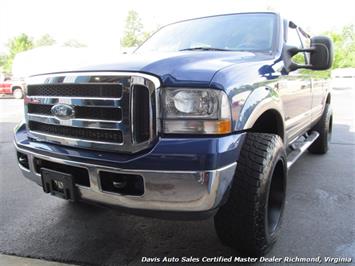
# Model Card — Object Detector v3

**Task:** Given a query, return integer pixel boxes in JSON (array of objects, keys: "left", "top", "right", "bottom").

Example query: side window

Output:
[{"left": 287, "top": 26, "right": 306, "bottom": 65}]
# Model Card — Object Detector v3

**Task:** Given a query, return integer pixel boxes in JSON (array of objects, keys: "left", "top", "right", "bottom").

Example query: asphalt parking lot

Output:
[{"left": 0, "top": 90, "right": 354, "bottom": 266}]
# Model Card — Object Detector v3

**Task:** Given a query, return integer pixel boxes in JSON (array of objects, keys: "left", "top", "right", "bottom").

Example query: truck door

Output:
[
  {"left": 279, "top": 23, "right": 312, "bottom": 142},
  {"left": 298, "top": 30, "right": 326, "bottom": 124}
]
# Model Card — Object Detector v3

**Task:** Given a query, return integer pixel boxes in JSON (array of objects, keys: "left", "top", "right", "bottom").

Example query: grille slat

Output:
[
  {"left": 27, "top": 84, "right": 122, "bottom": 98},
  {"left": 28, "top": 104, "right": 122, "bottom": 121}
]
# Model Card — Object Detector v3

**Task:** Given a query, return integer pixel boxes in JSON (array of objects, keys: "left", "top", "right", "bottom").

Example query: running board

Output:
[{"left": 287, "top": 131, "right": 319, "bottom": 169}]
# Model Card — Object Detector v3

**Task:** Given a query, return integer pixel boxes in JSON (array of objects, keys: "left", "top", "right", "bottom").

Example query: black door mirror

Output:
[
  {"left": 282, "top": 35, "right": 333, "bottom": 73},
  {"left": 309, "top": 36, "right": 333, "bottom": 70}
]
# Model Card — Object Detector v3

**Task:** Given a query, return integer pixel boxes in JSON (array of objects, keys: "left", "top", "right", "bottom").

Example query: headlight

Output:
[{"left": 161, "top": 88, "right": 232, "bottom": 134}]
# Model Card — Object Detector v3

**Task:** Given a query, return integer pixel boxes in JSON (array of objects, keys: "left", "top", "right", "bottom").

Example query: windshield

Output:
[{"left": 136, "top": 13, "right": 276, "bottom": 53}]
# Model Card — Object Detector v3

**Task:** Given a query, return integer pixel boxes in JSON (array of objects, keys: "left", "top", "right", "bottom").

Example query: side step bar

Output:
[{"left": 287, "top": 131, "right": 320, "bottom": 169}]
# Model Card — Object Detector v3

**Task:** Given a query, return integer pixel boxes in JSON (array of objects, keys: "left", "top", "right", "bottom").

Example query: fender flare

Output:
[{"left": 236, "top": 86, "right": 285, "bottom": 139}]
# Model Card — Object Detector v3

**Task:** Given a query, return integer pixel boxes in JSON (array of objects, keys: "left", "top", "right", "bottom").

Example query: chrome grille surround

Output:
[{"left": 25, "top": 72, "right": 160, "bottom": 153}]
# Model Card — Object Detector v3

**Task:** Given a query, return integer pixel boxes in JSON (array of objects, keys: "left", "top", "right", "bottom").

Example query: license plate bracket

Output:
[{"left": 41, "top": 168, "right": 76, "bottom": 201}]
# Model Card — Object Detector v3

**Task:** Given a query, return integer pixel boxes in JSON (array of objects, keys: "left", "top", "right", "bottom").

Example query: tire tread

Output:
[{"left": 214, "top": 133, "right": 285, "bottom": 256}]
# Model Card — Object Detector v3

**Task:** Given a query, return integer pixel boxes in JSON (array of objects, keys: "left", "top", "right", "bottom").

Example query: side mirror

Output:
[
  {"left": 282, "top": 36, "right": 333, "bottom": 73},
  {"left": 309, "top": 36, "right": 333, "bottom": 70}
]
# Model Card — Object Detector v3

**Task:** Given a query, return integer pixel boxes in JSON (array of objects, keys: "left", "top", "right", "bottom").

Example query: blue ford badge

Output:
[{"left": 51, "top": 104, "right": 75, "bottom": 120}]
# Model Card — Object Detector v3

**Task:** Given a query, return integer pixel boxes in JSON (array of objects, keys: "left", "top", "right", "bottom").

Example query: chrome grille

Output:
[{"left": 25, "top": 72, "right": 160, "bottom": 153}]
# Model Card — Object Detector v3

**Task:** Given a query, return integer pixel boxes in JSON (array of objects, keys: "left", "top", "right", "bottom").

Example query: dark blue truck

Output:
[{"left": 14, "top": 12, "right": 333, "bottom": 255}]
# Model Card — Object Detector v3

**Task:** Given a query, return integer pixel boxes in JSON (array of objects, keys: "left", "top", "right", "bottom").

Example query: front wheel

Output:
[
  {"left": 13, "top": 88, "right": 24, "bottom": 99},
  {"left": 214, "top": 133, "right": 287, "bottom": 256}
]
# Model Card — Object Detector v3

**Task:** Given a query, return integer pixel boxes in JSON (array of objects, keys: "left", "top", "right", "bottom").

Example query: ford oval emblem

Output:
[{"left": 51, "top": 104, "right": 75, "bottom": 120}]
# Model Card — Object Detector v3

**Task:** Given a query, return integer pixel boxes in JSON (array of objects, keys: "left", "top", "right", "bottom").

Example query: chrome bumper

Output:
[{"left": 15, "top": 144, "right": 236, "bottom": 212}]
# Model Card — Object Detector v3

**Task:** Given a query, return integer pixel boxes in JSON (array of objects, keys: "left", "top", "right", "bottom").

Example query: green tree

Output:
[
  {"left": 327, "top": 24, "right": 355, "bottom": 69},
  {"left": 121, "top": 10, "right": 145, "bottom": 47},
  {"left": 2, "top": 33, "right": 33, "bottom": 74},
  {"left": 63, "top": 39, "right": 87, "bottom": 48},
  {"left": 0, "top": 55, "right": 6, "bottom": 67},
  {"left": 35, "top": 34, "right": 56, "bottom": 47}
]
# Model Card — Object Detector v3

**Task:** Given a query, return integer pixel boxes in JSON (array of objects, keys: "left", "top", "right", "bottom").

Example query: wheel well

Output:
[
  {"left": 249, "top": 110, "right": 284, "bottom": 140},
  {"left": 326, "top": 93, "right": 331, "bottom": 104},
  {"left": 12, "top": 86, "right": 22, "bottom": 91}
]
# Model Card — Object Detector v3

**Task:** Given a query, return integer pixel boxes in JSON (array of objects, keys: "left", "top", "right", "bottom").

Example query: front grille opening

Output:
[
  {"left": 29, "top": 121, "right": 123, "bottom": 143},
  {"left": 27, "top": 83, "right": 122, "bottom": 98},
  {"left": 132, "top": 85, "right": 150, "bottom": 143},
  {"left": 27, "top": 104, "right": 52, "bottom": 115},
  {"left": 99, "top": 171, "right": 144, "bottom": 196},
  {"left": 17, "top": 152, "right": 29, "bottom": 169},
  {"left": 34, "top": 158, "right": 90, "bottom": 187},
  {"left": 74, "top": 106, "right": 122, "bottom": 121},
  {"left": 28, "top": 104, "right": 122, "bottom": 121}
]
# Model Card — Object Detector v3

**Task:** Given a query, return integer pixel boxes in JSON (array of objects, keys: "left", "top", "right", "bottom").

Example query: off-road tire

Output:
[
  {"left": 308, "top": 104, "right": 332, "bottom": 154},
  {"left": 214, "top": 133, "right": 287, "bottom": 256}
]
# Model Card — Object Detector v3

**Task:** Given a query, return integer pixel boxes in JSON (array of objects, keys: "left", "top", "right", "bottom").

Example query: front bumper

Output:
[{"left": 14, "top": 123, "right": 244, "bottom": 215}]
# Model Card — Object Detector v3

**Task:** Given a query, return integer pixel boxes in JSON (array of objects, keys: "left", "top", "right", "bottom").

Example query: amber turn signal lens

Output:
[{"left": 216, "top": 119, "right": 232, "bottom": 134}]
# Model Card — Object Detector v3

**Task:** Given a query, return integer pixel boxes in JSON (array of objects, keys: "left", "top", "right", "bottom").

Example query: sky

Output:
[{"left": 0, "top": 0, "right": 354, "bottom": 54}]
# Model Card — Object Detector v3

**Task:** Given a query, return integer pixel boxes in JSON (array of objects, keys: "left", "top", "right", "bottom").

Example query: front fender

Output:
[{"left": 236, "top": 85, "right": 285, "bottom": 133}]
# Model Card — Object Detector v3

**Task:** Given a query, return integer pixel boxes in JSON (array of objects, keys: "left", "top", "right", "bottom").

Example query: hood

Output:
[
  {"left": 28, "top": 49, "right": 271, "bottom": 87},
  {"left": 78, "top": 52, "right": 270, "bottom": 87}
]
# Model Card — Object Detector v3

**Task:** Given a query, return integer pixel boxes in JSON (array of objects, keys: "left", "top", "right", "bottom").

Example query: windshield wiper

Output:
[{"left": 179, "top": 47, "right": 230, "bottom": 51}]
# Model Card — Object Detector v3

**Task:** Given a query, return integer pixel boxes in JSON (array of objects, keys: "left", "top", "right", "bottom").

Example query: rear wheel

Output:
[
  {"left": 13, "top": 88, "right": 24, "bottom": 99},
  {"left": 308, "top": 104, "right": 332, "bottom": 154},
  {"left": 214, "top": 133, "right": 287, "bottom": 256}
]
